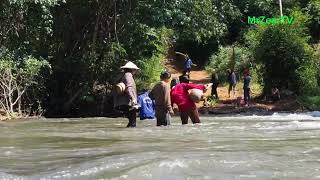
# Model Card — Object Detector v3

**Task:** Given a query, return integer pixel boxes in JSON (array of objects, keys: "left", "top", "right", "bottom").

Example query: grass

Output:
[
  {"left": 206, "top": 96, "right": 219, "bottom": 107},
  {"left": 299, "top": 96, "right": 320, "bottom": 111},
  {"left": 232, "top": 82, "right": 263, "bottom": 98}
]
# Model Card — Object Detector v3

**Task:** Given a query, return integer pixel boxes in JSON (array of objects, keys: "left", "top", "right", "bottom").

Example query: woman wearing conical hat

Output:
[{"left": 113, "top": 61, "right": 139, "bottom": 127}]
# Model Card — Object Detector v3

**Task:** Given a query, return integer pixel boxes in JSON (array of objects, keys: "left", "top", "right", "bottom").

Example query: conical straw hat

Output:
[{"left": 120, "top": 61, "right": 140, "bottom": 70}]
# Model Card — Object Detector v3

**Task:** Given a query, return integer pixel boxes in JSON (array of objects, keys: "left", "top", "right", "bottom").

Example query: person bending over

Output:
[{"left": 170, "top": 80, "right": 210, "bottom": 124}]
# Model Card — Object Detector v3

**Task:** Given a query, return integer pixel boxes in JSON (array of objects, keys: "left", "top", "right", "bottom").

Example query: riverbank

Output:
[
  {"left": 0, "top": 98, "right": 309, "bottom": 120},
  {"left": 198, "top": 97, "right": 306, "bottom": 116},
  {"left": 0, "top": 109, "right": 6, "bottom": 121}
]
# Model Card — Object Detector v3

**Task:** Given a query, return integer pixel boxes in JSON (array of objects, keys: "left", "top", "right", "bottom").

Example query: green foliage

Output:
[
  {"left": 135, "top": 0, "right": 231, "bottom": 64},
  {"left": 306, "top": 0, "right": 320, "bottom": 42},
  {"left": 206, "top": 96, "right": 219, "bottom": 107},
  {"left": 300, "top": 95, "right": 320, "bottom": 110},
  {"left": 296, "top": 63, "right": 318, "bottom": 94},
  {"left": 136, "top": 0, "right": 227, "bottom": 44},
  {"left": 135, "top": 28, "right": 173, "bottom": 90},
  {"left": 0, "top": 49, "right": 50, "bottom": 117},
  {"left": 0, "top": 0, "right": 60, "bottom": 54},
  {"left": 0, "top": 50, "right": 50, "bottom": 84},
  {"left": 205, "top": 45, "right": 252, "bottom": 83},
  {"left": 246, "top": 10, "right": 317, "bottom": 94}
]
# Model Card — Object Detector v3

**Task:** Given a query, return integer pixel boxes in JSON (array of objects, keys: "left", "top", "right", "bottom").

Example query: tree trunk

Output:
[{"left": 62, "top": 86, "right": 86, "bottom": 112}]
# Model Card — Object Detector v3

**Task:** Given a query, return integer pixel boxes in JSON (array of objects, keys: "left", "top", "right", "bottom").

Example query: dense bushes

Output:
[
  {"left": 206, "top": 10, "right": 319, "bottom": 97},
  {"left": 245, "top": 11, "right": 318, "bottom": 95},
  {"left": 0, "top": 49, "right": 50, "bottom": 118},
  {"left": 135, "top": 28, "right": 174, "bottom": 90},
  {"left": 306, "top": 0, "right": 320, "bottom": 43}
]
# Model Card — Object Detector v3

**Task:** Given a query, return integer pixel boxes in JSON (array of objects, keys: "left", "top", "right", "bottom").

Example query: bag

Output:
[
  {"left": 189, "top": 89, "right": 204, "bottom": 103},
  {"left": 115, "top": 82, "right": 126, "bottom": 94}
]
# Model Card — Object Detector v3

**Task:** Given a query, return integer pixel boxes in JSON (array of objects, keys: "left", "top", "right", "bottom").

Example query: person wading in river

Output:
[
  {"left": 170, "top": 80, "right": 210, "bottom": 125},
  {"left": 113, "top": 61, "right": 139, "bottom": 127},
  {"left": 149, "top": 71, "right": 174, "bottom": 126}
]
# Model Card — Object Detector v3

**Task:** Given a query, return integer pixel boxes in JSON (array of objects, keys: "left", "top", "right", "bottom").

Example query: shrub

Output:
[
  {"left": 205, "top": 45, "right": 252, "bottom": 83},
  {"left": 246, "top": 10, "right": 318, "bottom": 95},
  {"left": 135, "top": 28, "right": 174, "bottom": 91},
  {"left": 300, "top": 95, "right": 320, "bottom": 110},
  {"left": 0, "top": 50, "right": 50, "bottom": 118}
]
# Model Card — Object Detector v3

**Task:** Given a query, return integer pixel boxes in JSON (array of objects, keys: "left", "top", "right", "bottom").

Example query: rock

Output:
[{"left": 311, "top": 111, "right": 320, "bottom": 117}]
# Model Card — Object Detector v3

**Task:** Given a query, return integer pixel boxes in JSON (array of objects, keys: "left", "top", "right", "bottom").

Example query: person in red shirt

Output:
[{"left": 171, "top": 81, "right": 209, "bottom": 124}]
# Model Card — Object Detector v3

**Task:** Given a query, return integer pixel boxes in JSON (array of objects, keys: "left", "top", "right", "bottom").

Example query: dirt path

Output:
[{"left": 165, "top": 59, "right": 236, "bottom": 102}]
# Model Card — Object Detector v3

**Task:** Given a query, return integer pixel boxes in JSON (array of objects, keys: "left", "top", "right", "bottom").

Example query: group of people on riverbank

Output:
[
  {"left": 113, "top": 60, "right": 252, "bottom": 128},
  {"left": 210, "top": 69, "right": 252, "bottom": 106}
]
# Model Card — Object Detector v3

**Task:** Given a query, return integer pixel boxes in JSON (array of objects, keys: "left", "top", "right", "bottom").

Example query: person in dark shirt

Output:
[
  {"left": 211, "top": 72, "right": 219, "bottom": 99},
  {"left": 243, "top": 69, "right": 251, "bottom": 106},
  {"left": 179, "top": 71, "right": 190, "bottom": 83},
  {"left": 270, "top": 86, "right": 280, "bottom": 101},
  {"left": 227, "top": 69, "right": 237, "bottom": 98}
]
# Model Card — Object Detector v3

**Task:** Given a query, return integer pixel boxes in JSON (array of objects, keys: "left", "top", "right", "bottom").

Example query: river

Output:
[{"left": 0, "top": 113, "right": 320, "bottom": 179}]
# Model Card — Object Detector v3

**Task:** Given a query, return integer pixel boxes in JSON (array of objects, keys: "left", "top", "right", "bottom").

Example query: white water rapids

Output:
[{"left": 0, "top": 112, "right": 320, "bottom": 179}]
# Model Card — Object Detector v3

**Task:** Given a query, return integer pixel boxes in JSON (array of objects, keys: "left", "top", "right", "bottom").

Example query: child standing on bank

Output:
[{"left": 149, "top": 71, "right": 174, "bottom": 126}]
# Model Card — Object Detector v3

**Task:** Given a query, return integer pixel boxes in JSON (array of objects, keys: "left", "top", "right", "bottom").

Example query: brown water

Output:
[{"left": 1, "top": 113, "right": 320, "bottom": 179}]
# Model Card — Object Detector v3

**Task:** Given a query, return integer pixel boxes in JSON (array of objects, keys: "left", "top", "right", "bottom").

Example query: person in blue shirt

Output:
[
  {"left": 138, "top": 89, "right": 155, "bottom": 120},
  {"left": 184, "top": 54, "right": 196, "bottom": 77}
]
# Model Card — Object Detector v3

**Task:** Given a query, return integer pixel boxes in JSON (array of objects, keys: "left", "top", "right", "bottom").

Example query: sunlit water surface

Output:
[{"left": 1, "top": 113, "right": 320, "bottom": 179}]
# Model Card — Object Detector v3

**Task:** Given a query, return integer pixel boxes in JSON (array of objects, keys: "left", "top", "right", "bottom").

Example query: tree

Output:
[
  {"left": 0, "top": 50, "right": 50, "bottom": 118},
  {"left": 306, "top": 0, "right": 320, "bottom": 43},
  {"left": 246, "top": 10, "right": 318, "bottom": 94}
]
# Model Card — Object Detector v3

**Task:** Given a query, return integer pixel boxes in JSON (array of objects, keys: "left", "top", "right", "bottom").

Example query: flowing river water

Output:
[{"left": 1, "top": 113, "right": 320, "bottom": 180}]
